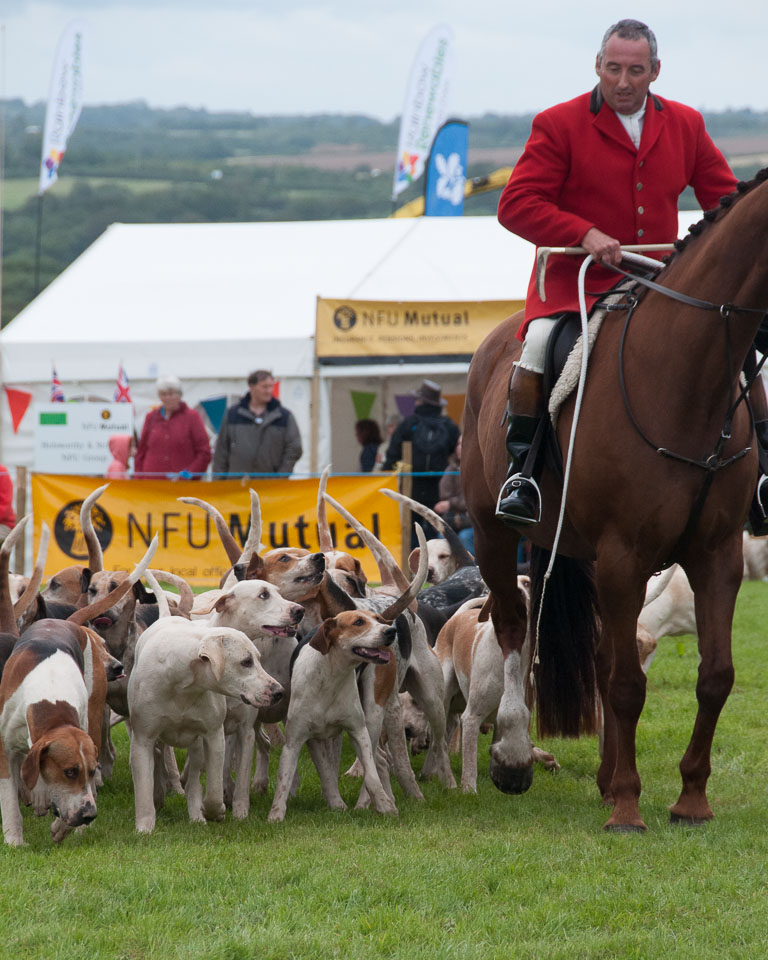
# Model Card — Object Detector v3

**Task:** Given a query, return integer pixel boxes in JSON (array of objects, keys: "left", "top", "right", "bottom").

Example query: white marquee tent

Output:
[{"left": 0, "top": 212, "right": 702, "bottom": 474}]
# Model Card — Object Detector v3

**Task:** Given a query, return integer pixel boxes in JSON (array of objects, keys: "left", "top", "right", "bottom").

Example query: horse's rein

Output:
[{"left": 604, "top": 260, "right": 768, "bottom": 472}]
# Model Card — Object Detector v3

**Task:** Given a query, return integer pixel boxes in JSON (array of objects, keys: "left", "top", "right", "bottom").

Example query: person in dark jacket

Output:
[
  {"left": 213, "top": 369, "right": 302, "bottom": 476},
  {"left": 383, "top": 379, "right": 459, "bottom": 514},
  {"left": 134, "top": 375, "right": 211, "bottom": 479},
  {"left": 355, "top": 419, "right": 383, "bottom": 472}
]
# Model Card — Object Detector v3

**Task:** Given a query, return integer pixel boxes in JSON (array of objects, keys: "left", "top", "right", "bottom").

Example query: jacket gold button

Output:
[
  {"left": 636, "top": 182, "right": 643, "bottom": 190},
  {"left": 638, "top": 206, "right": 644, "bottom": 214},
  {"left": 637, "top": 228, "right": 644, "bottom": 237}
]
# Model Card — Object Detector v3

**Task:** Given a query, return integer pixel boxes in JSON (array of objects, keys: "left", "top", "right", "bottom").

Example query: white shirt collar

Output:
[{"left": 615, "top": 102, "right": 646, "bottom": 149}]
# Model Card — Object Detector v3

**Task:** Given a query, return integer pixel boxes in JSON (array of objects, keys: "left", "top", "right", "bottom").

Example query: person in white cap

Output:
[{"left": 134, "top": 375, "right": 211, "bottom": 479}]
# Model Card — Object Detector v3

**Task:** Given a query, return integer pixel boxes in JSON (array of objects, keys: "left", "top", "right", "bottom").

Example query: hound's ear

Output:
[
  {"left": 245, "top": 554, "right": 265, "bottom": 580},
  {"left": 347, "top": 575, "right": 367, "bottom": 599},
  {"left": 132, "top": 581, "right": 156, "bottom": 604},
  {"left": 309, "top": 618, "right": 335, "bottom": 655},
  {"left": 80, "top": 568, "right": 92, "bottom": 594},
  {"left": 21, "top": 738, "right": 50, "bottom": 791},
  {"left": 352, "top": 559, "right": 367, "bottom": 582},
  {"left": 478, "top": 595, "right": 493, "bottom": 623},
  {"left": 197, "top": 637, "right": 225, "bottom": 681},
  {"left": 408, "top": 548, "right": 421, "bottom": 575},
  {"left": 213, "top": 593, "right": 233, "bottom": 613}
]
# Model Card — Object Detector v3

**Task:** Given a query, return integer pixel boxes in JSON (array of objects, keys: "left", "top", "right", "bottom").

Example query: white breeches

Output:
[{"left": 517, "top": 317, "right": 559, "bottom": 374}]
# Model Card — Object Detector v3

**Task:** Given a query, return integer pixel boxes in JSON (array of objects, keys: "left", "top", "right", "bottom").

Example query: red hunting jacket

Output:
[{"left": 498, "top": 88, "right": 738, "bottom": 339}]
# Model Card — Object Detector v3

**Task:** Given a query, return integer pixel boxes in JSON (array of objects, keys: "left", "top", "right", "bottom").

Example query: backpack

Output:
[{"left": 411, "top": 416, "right": 452, "bottom": 468}]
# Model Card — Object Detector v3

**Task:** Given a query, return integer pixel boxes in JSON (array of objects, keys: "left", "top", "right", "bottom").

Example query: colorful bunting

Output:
[
  {"left": 350, "top": 390, "right": 376, "bottom": 421},
  {"left": 395, "top": 394, "right": 416, "bottom": 418},
  {"left": 114, "top": 363, "right": 131, "bottom": 403},
  {"left": 199, "top": 395, "right": 228, "bottom": 434},
  {"left": 51, "top": 365, "right": 65, "bottom": 402},
  {"left": 4, "top": 387, "right": 33, "bottom": 434}
]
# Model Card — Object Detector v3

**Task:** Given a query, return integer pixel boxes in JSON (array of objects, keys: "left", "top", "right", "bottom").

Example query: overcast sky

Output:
[{"left": 3, "top": 1, "right": 767, "bottom": 119}]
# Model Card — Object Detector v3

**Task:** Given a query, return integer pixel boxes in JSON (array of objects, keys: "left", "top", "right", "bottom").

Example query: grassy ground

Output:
[
  {"left": 2, "top": 176, "right": 184, "bottom": 210},
  {"left": 2, "top": 583, "right": 768, "bottom": 959}
]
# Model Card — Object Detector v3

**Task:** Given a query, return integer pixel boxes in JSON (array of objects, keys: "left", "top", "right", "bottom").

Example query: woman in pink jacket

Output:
[{"left": 133, "top": 376, "right": 212, "bottom": 479}]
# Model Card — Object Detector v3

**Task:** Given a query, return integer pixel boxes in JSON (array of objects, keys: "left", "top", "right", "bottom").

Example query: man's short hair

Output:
[
  {"left": 598, "top": 19, "right": 658, "bottom": 69},
  {"left": 247, "top": 369, "right": 273, "bottom": 386}
]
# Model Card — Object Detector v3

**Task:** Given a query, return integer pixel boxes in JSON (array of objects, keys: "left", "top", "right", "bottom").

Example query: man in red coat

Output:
[{"left": 495, "top": 19, "right": 744, "bottom": 524}]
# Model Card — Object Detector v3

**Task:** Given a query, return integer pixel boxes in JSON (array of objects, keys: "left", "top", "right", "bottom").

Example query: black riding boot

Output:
[
  {"left": 495, "top": 367, "right": 544, "bottom": 526},
  {"left": 749, "top": 419, "right": 768, "bottom": 536}
]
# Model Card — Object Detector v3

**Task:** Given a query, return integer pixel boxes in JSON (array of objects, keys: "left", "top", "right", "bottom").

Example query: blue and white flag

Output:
[{"left": 424, "top": 120, "right": 468, "bottom": 216}]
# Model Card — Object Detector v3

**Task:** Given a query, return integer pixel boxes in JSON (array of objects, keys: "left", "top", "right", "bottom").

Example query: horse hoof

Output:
[
  {"left": 669, "top": 812, "right": 710, "bottom": 827},
  {"left": 489, "top": 759, "right": 533, "bottom": 795},
  {"left": 603, "top": 821, "right": 647, "bottom": 834}
]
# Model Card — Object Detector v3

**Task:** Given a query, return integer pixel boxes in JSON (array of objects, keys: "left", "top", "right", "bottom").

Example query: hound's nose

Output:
[
  {"left": 383, "top": 626, "right": 397, "bottom": 646},
  {"left": 311, "top": 552, "right": 326, "bottom": 569},
  {"left": 76, "top": 802, "right": 97, "bottom": 825},
  {"left": 106, "top": 659, "right": 124, "bottom": 682},
  {"left": 291, "top": 606, "right": 304, "bottom": 624},
  {"left": 270, "top": 688, "right": 284, "bottom": 705}
]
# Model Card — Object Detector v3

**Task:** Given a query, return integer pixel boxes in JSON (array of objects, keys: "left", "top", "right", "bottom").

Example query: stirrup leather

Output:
[{"left": 495, "top": 473, "right": 542, "bottom": 526}]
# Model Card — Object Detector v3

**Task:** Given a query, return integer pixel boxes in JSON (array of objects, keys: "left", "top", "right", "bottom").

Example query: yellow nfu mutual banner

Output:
[
  {"left": 316, "top": 297, "right": 524, "bottom": 361},
  {"left": 31, "top": 474, "right": 402, "bottom": 587}
]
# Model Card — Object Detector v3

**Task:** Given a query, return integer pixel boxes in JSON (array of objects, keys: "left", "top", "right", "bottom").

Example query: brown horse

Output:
[{"left": 462, "top": 170, "right": 768, "bottom": 831}]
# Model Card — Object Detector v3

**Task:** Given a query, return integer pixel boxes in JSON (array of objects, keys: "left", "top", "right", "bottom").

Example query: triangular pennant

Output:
[
  {"left": 350, "top": 390, "right": 376, "bottom": 421},
  {"left": 199, "top": 395, "right": 228, "bottom": 434},
  {"left": 4, "top": 387, "right": 33, "bottom": 433},
  {"left": 395, "top": 394, "right": 416, "bottom": 418}
]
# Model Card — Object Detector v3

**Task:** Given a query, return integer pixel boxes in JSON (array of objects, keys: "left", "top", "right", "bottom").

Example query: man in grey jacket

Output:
[{"left": 213, "top": 370, "right": 302, "bottom": 476}]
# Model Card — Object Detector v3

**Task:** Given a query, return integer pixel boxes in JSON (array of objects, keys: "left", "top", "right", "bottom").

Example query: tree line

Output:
[{"left": 3, "top": 99, "right": 767, "bottom": 327}]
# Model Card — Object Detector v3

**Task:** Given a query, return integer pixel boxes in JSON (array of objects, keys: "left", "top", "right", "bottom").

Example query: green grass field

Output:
[
  {"left": 2, "top": 583, "right": 768, "bottom": 959},
  {"left": 2, "top": 177, "right": 185, "bottom": 210}
]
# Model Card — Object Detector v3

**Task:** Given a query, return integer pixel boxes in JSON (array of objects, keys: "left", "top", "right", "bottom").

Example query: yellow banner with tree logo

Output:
[
  {"left": 31, "top": 473, "right": 402, "bottom": 586},
  {"left": 316, "top": 297, "right": 524, "bottom": 361}
]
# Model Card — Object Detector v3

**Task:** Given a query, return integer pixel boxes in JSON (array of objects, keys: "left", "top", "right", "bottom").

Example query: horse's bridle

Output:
[
  {"left": 605, "top": 261, "right": 768, "bottom": 472},
  {"left": 600, "top": 262, "right": 768, "bottom": 564}
]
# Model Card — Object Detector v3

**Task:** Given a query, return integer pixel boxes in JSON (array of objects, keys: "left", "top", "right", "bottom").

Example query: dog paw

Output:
[
  {"left": 232, "top": 801, "right": 249, "bottom": 820},
  {"left": 5, "top": 834, "right": 26, "bottom": 847},
  {"left": 267, "top": 808, "right": 285, "bottom": 824},
  {"left": 328, "top": 799, "right": 348, "bottom": 812},
  {"left": 251, "top": 777, "right": 269, "bottom": 795},
  {"left": 50, "top": 818, "right": 73, "bottom": 844},
  {"left": 204, "top": 802, "right": 226, "bottom": 822},
  {"left": 135, "top": 819, "right": 156, "bottom": 834},
  {"left": 461, "top": 782, "right": 478, "bottom": 794},
  {"left": 376, "top": 800, "right": 398, "bottom": 816}
]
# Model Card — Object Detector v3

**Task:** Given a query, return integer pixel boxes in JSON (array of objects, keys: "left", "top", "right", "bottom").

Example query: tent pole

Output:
[{"left": 310, "top": 363, "right": 320, "bottom": 474}]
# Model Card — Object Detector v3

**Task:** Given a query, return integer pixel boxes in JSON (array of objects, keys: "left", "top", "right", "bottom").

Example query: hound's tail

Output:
[{"left": 529, "top": 545, "right": 600, "bottom": 738}]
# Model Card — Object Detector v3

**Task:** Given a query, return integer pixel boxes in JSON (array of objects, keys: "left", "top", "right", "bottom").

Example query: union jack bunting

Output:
[
  {"left": 50, "top": 366, "right": 65, "bottom": 402},
  {"left": 114, "top": 363, "right": 132, "bottom": 403}
]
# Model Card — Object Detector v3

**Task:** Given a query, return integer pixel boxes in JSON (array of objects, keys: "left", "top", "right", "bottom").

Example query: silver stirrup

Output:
[
  {"left": 758, "top": 475, "right": 768, "bottom": 518},
  {"left": 495, "top": 474, "right": 542, "bottom": 526}
]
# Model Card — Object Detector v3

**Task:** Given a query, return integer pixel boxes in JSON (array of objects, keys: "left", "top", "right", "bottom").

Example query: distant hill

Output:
[{"left": 2, "top": 99, "right": 767, "bottom": 327}]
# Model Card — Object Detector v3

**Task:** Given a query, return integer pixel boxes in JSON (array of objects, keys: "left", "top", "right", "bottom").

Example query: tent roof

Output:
[
  {"left": 1, "top": 216, "right": 532, "bottom": 383},
  {"left": 0, "top": 212, "right": 703, "bottom": 383}
]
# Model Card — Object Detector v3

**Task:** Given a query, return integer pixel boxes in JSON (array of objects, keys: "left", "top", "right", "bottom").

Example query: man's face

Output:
[
  {"left": 595, "top": 34, "right": 660, "bottom": 116},
  {"left": 249, "top": 377, "right": 274, "bottom": 406}
]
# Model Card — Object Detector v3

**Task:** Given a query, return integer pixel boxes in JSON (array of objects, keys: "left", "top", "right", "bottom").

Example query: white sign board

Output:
[{"left": 34, "top": 402, "right": 133, "bottom": 475}]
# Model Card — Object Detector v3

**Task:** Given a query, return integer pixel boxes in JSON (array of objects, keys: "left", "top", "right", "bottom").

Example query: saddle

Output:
[{"left": 519, "top": 281, "right": 634, "bottom": 484}]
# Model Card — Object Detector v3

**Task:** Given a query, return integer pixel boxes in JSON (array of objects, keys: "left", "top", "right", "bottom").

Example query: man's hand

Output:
[{"left": 581, "top": 227, "right": 622, "bottom": 266}]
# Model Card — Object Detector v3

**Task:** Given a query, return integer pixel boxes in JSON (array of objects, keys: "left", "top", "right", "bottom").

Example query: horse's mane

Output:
[{"left": 661, "top": 165, "right": 768, "bottom": 268}]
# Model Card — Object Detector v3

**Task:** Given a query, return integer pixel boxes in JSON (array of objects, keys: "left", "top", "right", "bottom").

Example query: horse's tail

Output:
[{"left": 529, "top": 545, "right": 600, "bottom": 738}]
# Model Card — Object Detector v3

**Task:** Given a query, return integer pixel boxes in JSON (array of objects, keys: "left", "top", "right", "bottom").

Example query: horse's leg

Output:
[
  {"left": 671, "top": 540, "right": 739, "bottom": 824},
  {"left": 594, "top": 631, "right": 617, "bottom": 805},
  {"left": 594, "top": 553, "right": 648, "bottom": 831},
  {"left": 474, "top": 525, "right": 533, "bottom": 794}
]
